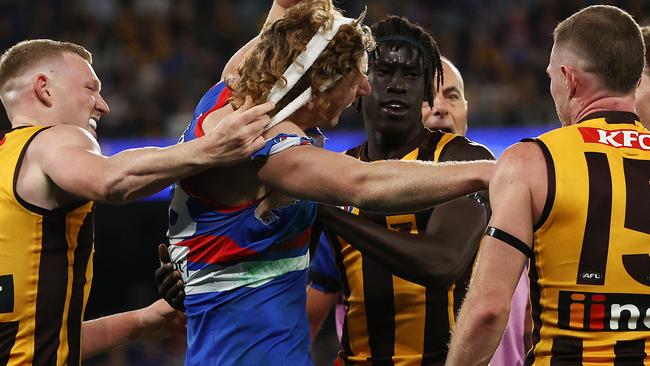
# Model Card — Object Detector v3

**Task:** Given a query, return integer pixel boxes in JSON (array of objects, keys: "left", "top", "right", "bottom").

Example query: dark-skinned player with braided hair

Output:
[{"left": 307, "top": 16, "right": 494, "bottom": 365}]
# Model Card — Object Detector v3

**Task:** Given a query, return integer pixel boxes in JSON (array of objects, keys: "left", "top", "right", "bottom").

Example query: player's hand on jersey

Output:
[
  {"left": 135, "top": 299, "right": 186, "bottom": 340},
  {"left": 203, "top": 96, "right": 274, "bottom": 166},
  {"left": 155, "top": 244, "right": 186, "bottom": 311}
]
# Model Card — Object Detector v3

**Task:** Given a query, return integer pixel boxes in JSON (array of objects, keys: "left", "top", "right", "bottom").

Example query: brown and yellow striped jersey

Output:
[
  {"left": 323, "top": 129, "right": 480, "bottom": 365},
  {"left": 0, "top": 126, "right": 94, "bottom": 366},
  {"left": 526, "top": 111, "right": 650, "bottom": 365}
]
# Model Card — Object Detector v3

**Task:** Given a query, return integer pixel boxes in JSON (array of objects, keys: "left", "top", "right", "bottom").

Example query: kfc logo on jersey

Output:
[
  {"left": 558, "top": 291, "right": 650, "bottom": 332},
  {"left": 579, "top": 127, "right": 650, "bottom": 150}
]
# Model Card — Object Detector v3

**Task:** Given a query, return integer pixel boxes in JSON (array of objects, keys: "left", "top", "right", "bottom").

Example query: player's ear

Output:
[
  {"left": 33, "top": 73, "right": 53, "bottom": 107},
  {"left": 560, "top": 65, "right": 578, "bottom": 99}
]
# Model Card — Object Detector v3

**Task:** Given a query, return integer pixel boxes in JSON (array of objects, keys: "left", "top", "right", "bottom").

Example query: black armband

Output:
[{"left": 485, "top": 226, "right": 532, "bottom": 257}]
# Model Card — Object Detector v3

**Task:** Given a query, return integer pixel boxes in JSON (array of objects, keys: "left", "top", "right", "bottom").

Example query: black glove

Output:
[{"left": 155, "top": 244, "right": 186, "bottom": 311}]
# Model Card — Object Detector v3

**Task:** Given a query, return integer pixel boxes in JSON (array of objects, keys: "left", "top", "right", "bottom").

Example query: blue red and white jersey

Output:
[{"left": 167, "top": 81, "right": 316, "bottom": 366}]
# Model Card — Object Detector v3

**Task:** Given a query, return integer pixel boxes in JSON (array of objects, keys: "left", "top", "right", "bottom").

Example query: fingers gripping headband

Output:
[{"left": 265, "top": 16, "right": 356, "bottom": 131}]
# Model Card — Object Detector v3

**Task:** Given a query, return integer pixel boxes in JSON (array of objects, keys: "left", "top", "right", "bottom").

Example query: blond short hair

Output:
[{"left": 0, "top": 39, "right": 92, "bottom": 90}]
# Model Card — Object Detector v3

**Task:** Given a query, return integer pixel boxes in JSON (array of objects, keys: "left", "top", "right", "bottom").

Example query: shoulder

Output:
[
  {"left": 440, "top": 134, "right": 496, "bottom": 162},
  {"left": 31, "top": 125, "right": 101, "bottom": 156},
  {"left": 494, "top": 141, "right": 545, "bottom": 186}
]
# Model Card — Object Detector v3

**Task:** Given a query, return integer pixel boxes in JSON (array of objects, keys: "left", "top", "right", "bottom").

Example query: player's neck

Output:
[
  {"left": 286, "top": 108, "right": 318, "bottom": 131},
  {"left": 365, "top": 126, "right": 424, "bottom": 161},
  {"left": 571, "top": 95, "right": 636, "bottom": 125},
  {"left": 10, "top": 114, "right": 51, "bottom": 129}
]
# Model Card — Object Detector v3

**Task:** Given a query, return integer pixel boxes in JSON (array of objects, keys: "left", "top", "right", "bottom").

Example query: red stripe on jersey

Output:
[
  {"left": 194, "top": 86, "right": 233, "bottom": 138},
  {"left": 273, "top": 228, "right": 312, "bottom": 252},
  {"left": 182, "top": 233, "right": 258, "bottom": 264}
]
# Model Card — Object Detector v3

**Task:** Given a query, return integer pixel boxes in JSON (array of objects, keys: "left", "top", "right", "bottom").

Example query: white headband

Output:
[{"left": 265, "top": 16, "right": 355, "bottom": 131}]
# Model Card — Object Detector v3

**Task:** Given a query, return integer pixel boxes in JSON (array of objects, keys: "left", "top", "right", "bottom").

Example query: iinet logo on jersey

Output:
[
  {"left": 579, "top": 127, "right": 650, "bottom": 150},
  {"left": 558, "top": 291, "right": 650, "bottom": 332}
]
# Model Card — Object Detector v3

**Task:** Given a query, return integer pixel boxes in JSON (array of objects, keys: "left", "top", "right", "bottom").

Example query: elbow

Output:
[
  {"left": 476, "top": 304, "right": 509, "bottom": 327},
  {"left": 420, "top": 255, "right": 469, "bottom": 289},
  {"left": 96, "top": 170, "right": 130, "bottom": 204},
  {"left": 346, "top": 168, "right": 382, "bottom": 210},
  {"left": 421, "top": 267, "right": 458, "bottom": 290},
  {"left": 469, "top": 298, "right": 510, "bottom": 329}
]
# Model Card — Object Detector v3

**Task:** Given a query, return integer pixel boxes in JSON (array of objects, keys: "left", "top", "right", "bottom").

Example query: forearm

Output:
[
  {"left": 353, "top": 159, "right": 493, "bottom": 213},
  {"left": 81, "top": 309, "right": 143, "bottom": 360},
  {"left": 317, "top": 204, "right": 481, "bottom": 288},
  {"left": 100, "top": 140, "right": 210, "bottom": 203},
  {"left": 446, "top": 299, "right": 510, "bottom": 366},
  {"left": 262, "top": 145, "right": 493, "bottom": 213}
]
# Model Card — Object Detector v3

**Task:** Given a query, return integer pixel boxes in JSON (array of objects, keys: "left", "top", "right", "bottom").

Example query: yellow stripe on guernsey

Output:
[
  {"left": 387, "top": 148, "right": 426, "bottom": 363},
  {"left": 0, "top": 126, "right": 94, "bottom": 366},
  {"left": 434, "top": 133, "right": 456, "bottom": 162},
  {"left": 530, "top": 113, "right": 650, "bottom": 365}
]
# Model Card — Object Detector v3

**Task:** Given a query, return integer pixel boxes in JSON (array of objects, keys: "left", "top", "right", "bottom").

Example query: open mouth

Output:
[
  {"left": 381, "top": 100, "right": 409, "bottom": 115},
  {"left": 89, "top": 118, "right": 98, "bottom": 130}
]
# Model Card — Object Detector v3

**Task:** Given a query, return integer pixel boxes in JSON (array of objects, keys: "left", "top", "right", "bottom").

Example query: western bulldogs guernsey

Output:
[{"left": 167, "top": 82, "right": 316, "bottom": 365}]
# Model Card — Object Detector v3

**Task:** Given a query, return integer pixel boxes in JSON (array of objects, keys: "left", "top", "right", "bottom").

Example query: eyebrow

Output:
[{"left": 443, "top": 86, "right": 462, "bottom": 95}]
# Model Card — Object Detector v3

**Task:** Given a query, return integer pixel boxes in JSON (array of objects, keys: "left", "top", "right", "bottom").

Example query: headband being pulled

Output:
[{"left": 265, "top": 16, "right": 356, "bottom": 131}]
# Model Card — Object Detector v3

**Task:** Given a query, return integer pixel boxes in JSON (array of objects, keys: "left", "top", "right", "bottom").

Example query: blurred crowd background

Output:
[
  {"left": 0, "top": 1, "right": 648, "bottom": 365},
  {"left": 1, "top": 0, "right": 649, "bottom": 138}
]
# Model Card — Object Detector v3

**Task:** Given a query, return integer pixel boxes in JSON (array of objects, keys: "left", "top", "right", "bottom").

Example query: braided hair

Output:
[{"left": 370, "top": 16, "right": 443, "bottom": 108}]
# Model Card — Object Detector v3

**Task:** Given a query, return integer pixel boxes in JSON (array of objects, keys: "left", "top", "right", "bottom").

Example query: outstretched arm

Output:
[
  {"left": 260, "top": 146, "right": 493, "bottom": 213},
  {"left": 258, "top": 123, "right": 493, "bottom": 213},
  {"left": 317, "top": 195, "right": 486, "bottom": 289},
  {"left": 446, "top": 142, "right": 543, "bottom": 366},
  {"left": 81, "top": 300, "right": 185, "bottom": 360},
  {"left": 35, "top": 98, "right": 273, "bottom": 204}
]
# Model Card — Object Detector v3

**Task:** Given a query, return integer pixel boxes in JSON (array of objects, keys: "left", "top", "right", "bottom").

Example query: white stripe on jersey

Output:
[{"left": 168, "top": 247, "right": 310, "bottom": 295}]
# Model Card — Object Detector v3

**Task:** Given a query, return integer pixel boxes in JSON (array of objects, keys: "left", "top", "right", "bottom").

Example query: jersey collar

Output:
[{"left": 577, "top": 111, "right": 640, "bottom": 125}]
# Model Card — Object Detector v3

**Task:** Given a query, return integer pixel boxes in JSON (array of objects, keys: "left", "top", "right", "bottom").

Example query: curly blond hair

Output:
[{"left": 230, "top": 0, "right": 374, "bottom": 121}]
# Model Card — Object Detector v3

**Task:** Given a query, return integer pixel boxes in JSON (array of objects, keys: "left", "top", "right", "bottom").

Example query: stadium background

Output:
[{"left": 0, "top": 0, "right": 647, "bottom": 365}]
